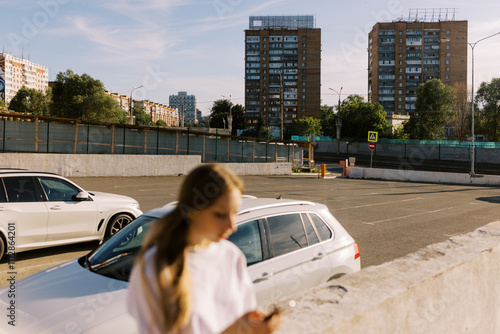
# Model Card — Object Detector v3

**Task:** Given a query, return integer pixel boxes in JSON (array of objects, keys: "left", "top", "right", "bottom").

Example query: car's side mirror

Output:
[{"left": 73, "top": 191, "right": 90, "bottom": 201}]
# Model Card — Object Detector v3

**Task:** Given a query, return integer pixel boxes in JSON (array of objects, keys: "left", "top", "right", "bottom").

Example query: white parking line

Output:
[
  {"left": 336, "top": 197, "right": 424, "bottom": 211},
  {"left": 362, "top": 207, "right": 455, "bottom": 225}
]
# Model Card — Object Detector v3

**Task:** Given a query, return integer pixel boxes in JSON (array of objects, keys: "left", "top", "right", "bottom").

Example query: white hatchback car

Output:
[
  {"left": 0, "top": 197, "right": 359, "bottom": 333},
  {"left": 0, "top": 169, "right": 142, "bottom": 260}
]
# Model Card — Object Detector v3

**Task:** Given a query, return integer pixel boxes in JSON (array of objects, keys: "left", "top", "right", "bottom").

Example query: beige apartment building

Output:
[
  {"left": 0, "top": 52, "right": 49, "bottom": 104},
  {"left": 244, "top": 15, "right": 321, "bottom": 133},
  {"left": 106, "top": 91, "right": 179, "bottom": 126},
  {"left": 368, "top": 19, "right": 467, "bottom": 115}
]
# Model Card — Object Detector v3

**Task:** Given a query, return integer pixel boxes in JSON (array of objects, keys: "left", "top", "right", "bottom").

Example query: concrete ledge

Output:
[
  {"left": 0, "top": 153, "right": 292, "bottom": 177},
  {"left": 347, "top": 166, "right": 500, "bottom": 186},
  {"left": 217, "top": 163, "right": 292, "bottom": 175},
  {"left": 277, "top": 221, "right": 500, "bottom": 333}
]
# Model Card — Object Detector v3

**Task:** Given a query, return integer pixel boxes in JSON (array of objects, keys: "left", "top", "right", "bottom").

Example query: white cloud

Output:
[{"left": 60, "top": 16, "right": 175, "bottom": 63}]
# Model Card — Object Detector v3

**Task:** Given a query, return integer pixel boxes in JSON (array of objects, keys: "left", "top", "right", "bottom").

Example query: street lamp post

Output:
[
  {"left": 468, "top": 32, "right": 500, "bottom": 175},
  {"left": 329, "top": 87, "right": 343, "bottom": 154}
]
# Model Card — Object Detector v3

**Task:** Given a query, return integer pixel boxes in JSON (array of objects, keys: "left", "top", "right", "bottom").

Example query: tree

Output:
[
  {"left": 320, "top": 104, "right": 337, "bottom": 137},
  {"left": 131, "top": 101, "right": 151, "bottom": 125},
  {"left": 289, "top": 117, "right": 322, "bottom": 136},
  {"left": 0, "top": 100, "right": 6, "bottom": 109},
  {"left": 208, "top": 99, "right": 245, "bottom": 135},
  {"left": 450, "top": 82, "right": 470, "bottom": 141},
  {"left": 404, "top": 79, "right": 456, "bottom": 140},
  {"left": 51, "top": 70, "right": 126, "bottom": 123},
  {"left": 8, "top": 86, "right": 50, "bottom": 115},
  {"left": 240, "top": 113, "right": 274, "bottom": 139},
  {"left": 337, "top": 95, "right": 388, "bottom": 138},
  {"left": 156, "top": 120, "right": 167, "bottom": 126},
  {"left": 475, "top": 78, "right": 500, "bottom": 141}
]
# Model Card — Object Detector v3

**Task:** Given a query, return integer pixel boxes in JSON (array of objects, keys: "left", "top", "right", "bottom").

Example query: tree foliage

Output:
[
  {"left": 475, "top": 78, "right": 500, "bottom": 141},
  {"left": 9, "top": 86, "right": 50, "bottom": 115},
  {"left": 132, "top": 101, "right": 151, "bottom": 125},
  {"left": 337, "top": 95, "right": 388, "bottom": 138},
  {"left": 450, "top": 82, "right": 470, "bottom": 141},
  {"left": 240, "top": 113, "right": 274, "bottom": 139},
  {"left": 289, "top": 117, "right": 322, "bottom": 136},
  {"left": 51, "top": 70, "right": 126, "bottom": 123},
  {"left": 208, "top": 99, "right": 245, "bottom": 135},
  {"left": 320, "top": 104, "right": 337, "bottom": 138},
  {"left": 404, "top": 79, "right": 456, "bottom": 140}
]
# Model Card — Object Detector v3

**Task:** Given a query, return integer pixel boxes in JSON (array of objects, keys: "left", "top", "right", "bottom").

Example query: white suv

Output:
[
  {"left": 0, "top": 169, "right": 142, "bottom": 260},
  {"left": 0, "top": 197, "right": 359, "bottom": 333}
]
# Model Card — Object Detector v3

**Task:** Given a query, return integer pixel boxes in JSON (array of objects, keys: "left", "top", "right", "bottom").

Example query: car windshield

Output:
[{"left": 80, "top": 214, "right": 159, "bottom": 281}]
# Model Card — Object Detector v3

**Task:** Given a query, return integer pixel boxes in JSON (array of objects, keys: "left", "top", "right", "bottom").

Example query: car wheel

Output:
[
  {"left": 105, "top": 214, "right": 133, "bottom": 238},
  {"left": 0, "top": 236, "right": 4, "bottom": 262}
]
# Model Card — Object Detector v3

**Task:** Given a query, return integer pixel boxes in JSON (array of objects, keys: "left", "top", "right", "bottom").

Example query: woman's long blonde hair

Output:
[{"left": 136, "top": 164, "right": 244, "bottom": 332}]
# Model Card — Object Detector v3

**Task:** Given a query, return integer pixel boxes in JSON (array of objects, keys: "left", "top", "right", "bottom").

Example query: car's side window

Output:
[
  {"left": 308, "top": 213, "right": 333, "bottom": 241},
  {"left": 227, "top": 220, "right": 263, "bottom": 266},
  {"left": 3, "top": 177, "right": 37, "bottom": 202},
  {"left": 301, "top": 213, "right": 320, "bottom": 245},
  {"left": 0, "top": 179, "right": 7, "bottom": 203},
  {"left": 267, "top": 214, "right": 307, "bottom": 257},
  {"left": 38, "top": 177, "right": 80, "bottom": 201}
]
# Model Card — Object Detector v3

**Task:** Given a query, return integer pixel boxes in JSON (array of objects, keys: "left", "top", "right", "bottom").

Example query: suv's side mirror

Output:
[{"left": 73, "top": 191, "right": 90, "bottom": 201}]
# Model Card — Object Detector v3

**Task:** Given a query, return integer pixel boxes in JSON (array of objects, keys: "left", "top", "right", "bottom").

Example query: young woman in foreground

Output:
[{"left": 127, "top": 164, "right": 281, "bottom": 333}]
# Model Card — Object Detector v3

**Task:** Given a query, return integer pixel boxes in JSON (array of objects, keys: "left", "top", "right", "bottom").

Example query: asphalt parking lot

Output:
[{"left": 1, "top": 172, "right": 499, "bottom": 287}]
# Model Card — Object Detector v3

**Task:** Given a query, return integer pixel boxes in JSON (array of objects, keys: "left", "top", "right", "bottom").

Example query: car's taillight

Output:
[{"left": 354, "top": 242, "right": 360, "bottom": 260}]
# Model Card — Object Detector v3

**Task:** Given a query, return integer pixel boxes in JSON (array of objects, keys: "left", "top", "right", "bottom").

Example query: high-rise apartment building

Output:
[
  {"left": 0, "top": 52, "right": 49, "bottom": 104},
  {"left": 169, "top": 91, "right": 197, "bottom": 125},
  {"left": 368, "top": 16, "right": 467, "bottom": 115},
  {"left": 244, "top": 15, "right": 321, "bottom": 133}
]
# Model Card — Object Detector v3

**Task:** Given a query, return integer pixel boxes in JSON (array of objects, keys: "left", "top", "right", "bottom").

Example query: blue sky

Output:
[{"left": 1, "top": 0, "right": 499, "bottom": 115}]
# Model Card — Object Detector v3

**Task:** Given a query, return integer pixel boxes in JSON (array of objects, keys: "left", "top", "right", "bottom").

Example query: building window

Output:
[
  {"left": 302, "top": 56, "right": 306, "bottom": 60},
  {"left": 446, "top": 75, "right": 450, "bottom": 79},
  {"left": 302, "top": 36, "right": 306, "bottom": 41},
  {"left": 302, "top": 50, "right": 306, "bottom": 54},
  {"left": 446, "top": 30, "right": 450, "bottom": 34},
  {"left": 446, "top": 53, "right": 450, "bottom": 57},
  {"left": 399, "top": 60, "right": 403, "bottom": 65},
  {"left": 446, "top": 45, "right": 450, "bottom": 50},
  {"left": 445, "top": 60, "right": 450, "bottom": 65},
  {"left": 399, "top": 53, "right": 402, "bottom": 58}
]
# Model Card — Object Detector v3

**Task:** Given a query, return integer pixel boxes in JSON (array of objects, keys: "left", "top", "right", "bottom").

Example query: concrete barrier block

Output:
[{"left": 277, "top": 221, "right": 500, "bottom": 333}]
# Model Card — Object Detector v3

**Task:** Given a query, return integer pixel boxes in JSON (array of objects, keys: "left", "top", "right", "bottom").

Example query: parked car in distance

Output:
[
  {"left": 0, "top": 169, "right": 142, "bottom": 260},
  {"left": 0, "top": 196, "right": 360, "bottom": 333}
]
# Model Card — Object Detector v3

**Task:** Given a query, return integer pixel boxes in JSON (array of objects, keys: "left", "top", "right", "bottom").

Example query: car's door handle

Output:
[
  {"left": 312, "top": 253, "right": 324, "bottom": 261},
  {"left": 50, "top": 205, "right": 62, "bottom": 210},
  {"left": 253, "top": 272, "right": 272, "bottom": 283}
]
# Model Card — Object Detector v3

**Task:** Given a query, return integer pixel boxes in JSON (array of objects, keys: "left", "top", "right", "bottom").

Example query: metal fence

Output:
[{"left": 0, "top": 112, "right": 303, "bottom": 164}]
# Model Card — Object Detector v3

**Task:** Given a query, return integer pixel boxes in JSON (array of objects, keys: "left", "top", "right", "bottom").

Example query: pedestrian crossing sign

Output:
[{"left": 368, "top": 131, "right": 378, "bottom": 142}]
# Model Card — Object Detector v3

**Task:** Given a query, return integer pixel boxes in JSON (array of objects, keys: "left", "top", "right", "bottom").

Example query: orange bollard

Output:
[
  {"left": 320, "top": 163, "right": 326, "bottom": 178},
  {"left": 340, "top": 159, "right": 347, "bottom": 176}
]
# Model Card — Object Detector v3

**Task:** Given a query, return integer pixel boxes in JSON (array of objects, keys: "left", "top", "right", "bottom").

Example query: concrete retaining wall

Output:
[
  {"left": 277, "top": 221, "right": 500, "bottom": 333},
  {"left": 0, "top": 153, "right": 292, "bottom": 177},
  {"left": 347, "top": 166, "right": 500, "bottom": 186}
]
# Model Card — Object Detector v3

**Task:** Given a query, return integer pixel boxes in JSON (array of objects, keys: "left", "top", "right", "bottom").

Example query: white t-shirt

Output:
[{"left": 127, "top": 239, "right": 257, "bottom": 334}]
